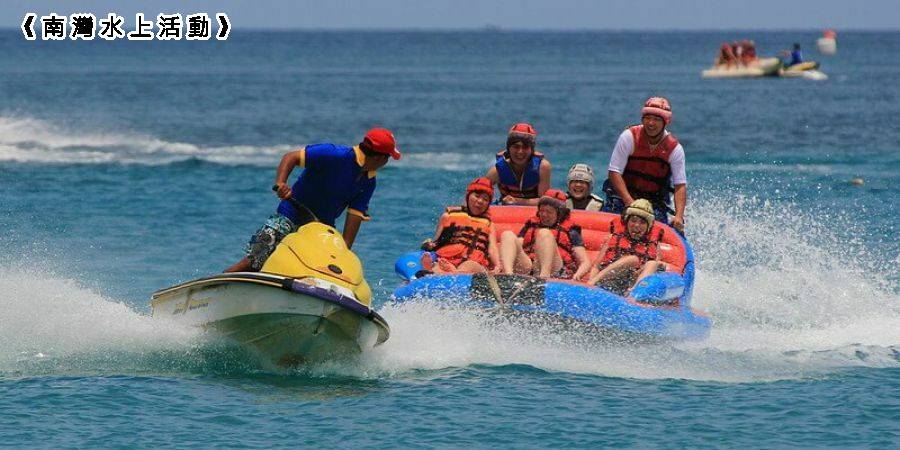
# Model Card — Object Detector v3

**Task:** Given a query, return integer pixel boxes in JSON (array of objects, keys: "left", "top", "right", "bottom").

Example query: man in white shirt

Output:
[{"left": 601, "top": 97, "right": 687, "bottom": 232}]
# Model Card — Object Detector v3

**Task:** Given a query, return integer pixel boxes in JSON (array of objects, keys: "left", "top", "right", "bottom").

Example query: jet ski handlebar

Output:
[{"left": 272, "top": 185, "right": 319, "bottom": 226}]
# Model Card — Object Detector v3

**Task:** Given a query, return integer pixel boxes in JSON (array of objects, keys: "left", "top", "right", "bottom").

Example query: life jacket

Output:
[
  {"left": 622, "top": 125, "right": 679, "bottom": 204},
  {"left": 495, "top": 150, "right": 544, "bottom": 199},
  {"left": 520, "top": 216, "right": 579, "bottom": 276},
  {"left": 598, "top": 217, "right": 663, "bottom": 268},
  {"left": 566, "top": 193, "right": 604, "bottom": 212},
  {"left": 433, "top": 206, "right": 492, "bottom": 267}
]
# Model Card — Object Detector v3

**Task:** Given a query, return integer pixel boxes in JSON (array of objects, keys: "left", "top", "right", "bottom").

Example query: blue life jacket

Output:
[{"left": 494, "top": 150, "right": 544, "bottom": 199}]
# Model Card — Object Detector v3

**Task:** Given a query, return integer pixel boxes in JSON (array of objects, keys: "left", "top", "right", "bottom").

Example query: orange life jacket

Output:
[
  {"left": 623, "top": 125, "right": 679, "bottom": 202},
  {"left": 434, "top": 207, "right": 492, "bottom": 267},
  {"left": 520, "top": 216, "right": 579, "bottom": 275},
  {"left": 598, "top": 217, "right": 662, "bottom": 268}
]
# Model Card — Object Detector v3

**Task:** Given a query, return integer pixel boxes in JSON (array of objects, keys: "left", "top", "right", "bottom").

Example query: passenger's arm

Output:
[
  {"left": 536, "top": 159, "right": 552, "bottom": 197},
  {"left": 608, "top": 171, "right": 634, "bottom": 205},
  {"left": 487, "top": 224, "right": 502, "bottom": 273},
  {"left": 342, "top": 212, "right": 363, "bottom": 249},
  {"left": 671, "top": 184, "right": 687, "bottom": 232},
  {"left": 422, "top": 214, "right": 448, "bottom": 250}
]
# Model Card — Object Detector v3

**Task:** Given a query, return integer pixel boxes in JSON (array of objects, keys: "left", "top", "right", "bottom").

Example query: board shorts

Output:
[{"left": 245, "top": 214, "right": 298, "bottom": 271}]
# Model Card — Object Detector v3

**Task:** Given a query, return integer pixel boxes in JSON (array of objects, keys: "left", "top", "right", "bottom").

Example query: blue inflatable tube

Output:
[{"left": 391, "top": 230, "right": 710, "bottom": 341}]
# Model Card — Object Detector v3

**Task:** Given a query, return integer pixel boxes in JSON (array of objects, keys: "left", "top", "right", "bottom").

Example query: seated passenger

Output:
[
  {"left": 421, "top": 177, "right": 500, "bottom": 274},
  {"left": 565, "top": 163, "right": 604, "bottom": 212},
  {"left": 587, "top": 199, "right": 666, "bottom": 294},
  {"left": 716, "top": 42, "right": 737, "bottom": 68},
  {"left": 485, "top": 123, "right": 552, "bottom": 206},
  {"left": 498, "top": 189, "right": 590, "bottom": 279},
  {"left": 740, "top": 39, "right": 757, "bottom": 64}
]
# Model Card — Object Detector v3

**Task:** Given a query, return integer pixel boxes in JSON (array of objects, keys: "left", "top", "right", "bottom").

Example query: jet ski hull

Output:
[{"left": 151, "top": 273, "right": 389, "bottom": 366}]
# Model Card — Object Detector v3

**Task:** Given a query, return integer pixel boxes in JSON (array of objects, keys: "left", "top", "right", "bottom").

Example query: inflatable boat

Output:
[
  {"left": 701, "top": 57, "right": 782, "bottom": 79},
  {"left": 392, "top": 206, "right": 711, "bottom": 341},
  {"left": 152, "top": 221, "right": 390, "bottom": 366}
]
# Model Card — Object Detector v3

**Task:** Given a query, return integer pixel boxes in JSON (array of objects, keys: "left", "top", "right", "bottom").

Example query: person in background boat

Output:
[
  {"left": 740, "top": 39, "right": 757, "bottom": 65},
  {"left": 716, "top": 42, "right": 738, "bottom": 68},
  {"left": 499, "top": 189, "right": 590, "bottom": 279},
  {"left": 565, "top": 163, "right": 604, "bottom": 211},
  {"left": 485, "top": 123, "right": 552, "bottom": 205},
  {"left": 225, "top": 128, "right": 400, "bottom": 272},
  {"left": 420, "top": 177, "right": 501, "bottom": 274},
  {"left": 732, "top": 41, "right": 744, "bottom": 65},
  {"left": 781, "top": 43, "right": 803, "bottom": 67},
  {"left": 587, "top": 199, "right": 665, "bottom": 294},
  {"left": 600, "top": 97, "right": 687, "bottom": 233}
]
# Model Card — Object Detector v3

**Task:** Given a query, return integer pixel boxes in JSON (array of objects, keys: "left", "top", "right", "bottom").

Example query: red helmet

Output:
[
  {"left": 508, "top": 122, "right": 537, "bottom": 137},
  {"left": 466, "top": 177, "right": 494, "bottom": 203},
  {"left": 641, "top": 97, "right": 672, "bottom": 125},
  {"left": 538, "top": 189, "right": 570, "bottom": 222},
  {"left": 542, "top": 189, "right": 567, "bottom": 202},
  {"left": 506, "top": 123, "right": 537, "bottom": 150}
]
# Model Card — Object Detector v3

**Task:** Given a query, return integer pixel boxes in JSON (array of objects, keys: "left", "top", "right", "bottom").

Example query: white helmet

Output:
[{"left": 567, "top": 163, "right": 595, "bottom": 186}]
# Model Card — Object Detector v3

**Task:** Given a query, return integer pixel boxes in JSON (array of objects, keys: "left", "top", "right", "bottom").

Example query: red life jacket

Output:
[
  {"left": 520, "top": 216, "right": 579, "bottom": 275},
  {"left": 598, "top": 217, "right": 662, "bottom": 268},
  {"left": 434, "top": 206, "right": 492, "bottom": 267},
  {"left": 622, "top": 125, "right": 679, "bottom": 202}
]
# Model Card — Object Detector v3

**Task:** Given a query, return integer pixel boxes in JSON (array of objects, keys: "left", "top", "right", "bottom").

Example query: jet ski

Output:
[
  {"left": 392, "top": 206, "right": 710, "bottom": 341},
  {"left": 701, "top": 57, "right": 782, "bottom": 79},
  {"left": 151, "top": 200, "right": 389, "bottom": 367},
  {"left": 780, "top": 61, "right": 828, "bottom": 80}
]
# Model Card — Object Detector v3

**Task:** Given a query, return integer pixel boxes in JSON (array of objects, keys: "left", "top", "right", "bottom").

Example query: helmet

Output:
[
  {"left": 507, "top": 122, "right": 537, "bottom": 149},
  {"left": 567, "top": 163, "right": 595, "bottom": 186},
  {"left": 466, "top": 177, "right": 494, "bottom": 203},
  {"left": 623, "top": 199, "right": 655, "bottom": 228},
  {"left": 641, "top": 97, "right": 672, "bottom": 125},
  {"left": 538, "top": 189, "right": 570, "bottom": 222}
]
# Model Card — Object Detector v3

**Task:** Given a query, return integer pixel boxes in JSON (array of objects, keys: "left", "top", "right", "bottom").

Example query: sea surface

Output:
[{"left": 1, "top": 30, "right": 898, "bottom": 448}]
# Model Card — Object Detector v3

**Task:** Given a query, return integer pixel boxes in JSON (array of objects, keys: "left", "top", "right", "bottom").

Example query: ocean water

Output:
[{"left": 1, "top": 30, "right": 898, "bottom": 448}]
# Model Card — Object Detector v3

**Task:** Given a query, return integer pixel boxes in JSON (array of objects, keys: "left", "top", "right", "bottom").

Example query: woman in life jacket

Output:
[
  {"left": 498, "top": 189, "right": 591, "bottom": 279},
  {"left": 565, "top": 163, "right": 604, "bottom": 212},
  {"left": 587, "top": 199, "right": 666, "bottom": 294},
  {"left": 420, "top": 177, "right": 500, "bottom": 274},
  {"left": 485, "top": 123, "right": 552, "bottom": 206}
]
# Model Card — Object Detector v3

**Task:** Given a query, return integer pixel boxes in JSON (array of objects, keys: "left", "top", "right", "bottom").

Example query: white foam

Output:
[
  {"left": 0, "top": 266, "right": 200, "bottom": 374},
  {"left": 0, "top": 116, "right": 291, "bottom": 166},
  {"left": 351, "top": 195, "right": 899, "bottom": 382}
]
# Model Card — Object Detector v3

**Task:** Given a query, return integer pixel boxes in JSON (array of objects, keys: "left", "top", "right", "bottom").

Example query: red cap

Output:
[
  {"left": 466, "top": 177, "right": 494, "bottom": 203},
  {"left": 363, "top": 128, "right": 401, "bottom": 160}
]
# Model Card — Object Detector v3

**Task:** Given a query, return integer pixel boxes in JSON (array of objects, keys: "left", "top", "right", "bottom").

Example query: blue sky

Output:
[{"left": 3, "top": 0, "right": 897, "bottom": 30}]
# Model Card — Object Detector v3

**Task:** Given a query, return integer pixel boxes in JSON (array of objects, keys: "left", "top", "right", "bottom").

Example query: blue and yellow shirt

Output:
[{"left": 276, "top": 143, "right": 376, "bottom": 226}]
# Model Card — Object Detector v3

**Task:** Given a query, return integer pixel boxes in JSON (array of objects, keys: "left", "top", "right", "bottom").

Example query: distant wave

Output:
[
  {"left": 0, "top": 116, "right": 292, "bottom": 166},
  {"left": 0, "top": 116, "right": 492, "bottom": 172}
]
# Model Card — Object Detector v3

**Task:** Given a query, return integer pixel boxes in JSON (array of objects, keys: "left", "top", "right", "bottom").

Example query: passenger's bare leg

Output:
[
  {"left": 499, "top": 231, "right": 520, "bottom": 275},
  {"left": 534, "top": 228, "right": 562, "bottom": 278},
  {"left": 627, "top": 261, "right": 667, "bottom": 293},
  {"left": 454, "top": 260, "right": 487, "bottom": 274},
  {"left": 587, "top": 255, "right": 640, "bottom": 286}
]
